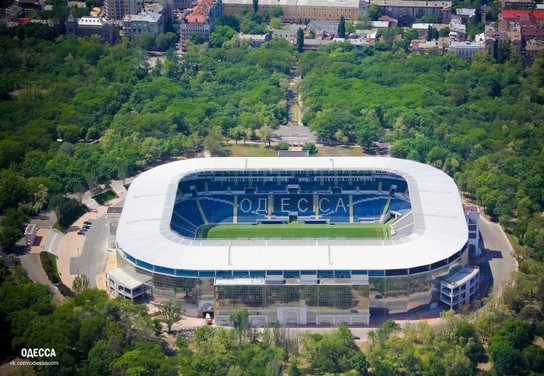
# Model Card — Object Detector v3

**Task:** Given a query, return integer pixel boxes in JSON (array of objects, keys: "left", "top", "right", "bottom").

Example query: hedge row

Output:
[{"left": 39, "top": 252, "right": 60, "bottom": 284}]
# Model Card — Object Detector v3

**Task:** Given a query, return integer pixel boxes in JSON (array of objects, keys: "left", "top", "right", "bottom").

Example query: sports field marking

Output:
[{"left": 197, "top": 221, "right": 391, "bottom": 239}]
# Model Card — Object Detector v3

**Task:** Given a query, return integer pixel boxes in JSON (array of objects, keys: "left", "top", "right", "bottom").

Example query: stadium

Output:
[{"left": 113, "top": 157, "right": 475, "bottom": 326}]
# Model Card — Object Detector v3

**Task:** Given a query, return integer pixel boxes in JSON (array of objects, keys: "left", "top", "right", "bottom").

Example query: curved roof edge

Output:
[{"left": 116, "top": 157, "right": 468, "bottom": 272}]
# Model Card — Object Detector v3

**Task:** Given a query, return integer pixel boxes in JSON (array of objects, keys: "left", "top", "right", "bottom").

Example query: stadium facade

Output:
[{"left": 111, "top": 157, "right": 477, "bottom": 326}]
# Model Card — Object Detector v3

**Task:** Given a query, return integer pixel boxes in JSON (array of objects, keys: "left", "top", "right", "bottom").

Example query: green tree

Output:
[
  {"left": 276, "top": 141, "right": 290, "bottom": 150},
  {"left": 270, "top": 17, "right": 282, "bottom": 29},
  {"left": 297, "top": 28, "right": 304, "bottom": 52},
  {"left": 204, "top": 126, "right": 227, "bottom": 156},
  {"left": 338, "top": 16, "right": 346, "bottom": 38},
  {"left": 287, "top": 358, "right": 301, "bottom": 376},
  {"left": 302, "top": 142, "right": 318, "bottom": 155},
  {"left": 209, "top": 26, "right": 236, "bottom": 48},
  {"left": 214, "top": 15, "right": 240, "bottom": 31},
  {"left": 490, "top": 344, "right": 526, "bottom": 376},
  {"left": 72, "top": 274, "right": 90, "bottom": 294},
  {"left": 524, "top": 344, "right": 544, "bottom": 372},
  {"left": 230, "top": 309, "right": 250, "bottom": 344},
  {"left": 242, "top": 127, "right": 253, "bottom": 145},
  {"left": 366, "top": 4, "right": 382, "bottom": 21},
  {"left": 256, "top": 124, "right": 274, "bottom": 147},
  {"left": 85, "top": 339, "right": 113, "bottom": 376},
  {"left": 352, "top": 352, "right": 369, "bottom": 375},
  {"left": 189, "top": 32, "right": 204, "bottom": 45},
  {"left": 229, "top": 125, "right": 246, "bottom": 145},
  {"left": 427, "top": 25, "right": 434, "bottom": 41},
  {"left": 253, "top": 0, "right": 258, "bottom": 13},
  {"left": 158, "top": 299, "right": 185, "bottom": 334},
  {"left": 0, "top": 226, "right": 23, "bottom": 252}
]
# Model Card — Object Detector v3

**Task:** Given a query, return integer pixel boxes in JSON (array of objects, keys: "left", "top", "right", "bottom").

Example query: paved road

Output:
[
  {"left": 42, "top": 229, "right": 63, "bottom": 257},
  {"left": 20, "top": 253, "right": 65, "bottom": 303},
  {"left": 478, "top": 215, "right": 517, "bottom": 296},
  {"left": 69, "top": 216, "right": 109, "bottom": 288}
]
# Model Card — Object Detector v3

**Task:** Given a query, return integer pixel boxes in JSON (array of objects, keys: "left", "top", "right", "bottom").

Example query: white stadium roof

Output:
[{"left": 116, "top": 157, "right": 468, "bottom": 273}]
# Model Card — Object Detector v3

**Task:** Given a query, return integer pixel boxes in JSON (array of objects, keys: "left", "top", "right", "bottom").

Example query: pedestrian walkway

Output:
[
  {"left": 19, "top": 253, "right": 65, "bottom": 304},
  {"left": 57, "top": 196, "right": 124, "bottom": 288},
  {"left": 95, "top": 251, "right": 118, "bottom": 294},
  {"left": 41, "top": 229, "right": 63, "bottom": 256}
]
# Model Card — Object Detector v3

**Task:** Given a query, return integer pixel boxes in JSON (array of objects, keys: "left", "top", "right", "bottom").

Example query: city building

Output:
[
  {"left": 65, "top": 14, "right": 120, "bottom": 45},
  {"left": 439, "top": 266, "right": 480, "bottom": 310},
  {"left": 411, "top": 23, "right": 449, "bottom": 36},
  {"left": 106, "top": 267, "right": 151, "bottom": 300},
  {"left": 238, "top": 31, "right": 272, "bottom": 46},
  {"left": 3, "top": 4, "right": 22, "bottom": 22},
  {"left": 222, "top": 0, "right": 362, "bottom": 23},
  {"left": 24, "top": 223, "right": 37, "bottom": 247},
  {"left": 122, "top": 11, "right": 164, "bottom": 39},
  {"left": 106, "top": 206, "right": 123, "bottom": 249},
  {"left": 455, "top": 8, "right": 475, "bottom": 23},
  {"left": 449, "top": 41, "right": 487, "bottom": 59},
  {"left": 410, "top": 38, "right": 448, "bottom": 53},
  {"left": 501, "top": 0, "right": 535, "bottom": 10},
  {"left": 14, "top": 0, "right": 43, "bottom": 11},
  {"left": 463, "top": 204, "right": 480, "bottom": 257},
  {"left": 366, "top": 0, "right": 452, "bottom": 26},
  {"left": 179, "top": 0, "right": 221, "bottom": 48},
  {"left": 104, "top": 0, "right": 138, "bottom": 20},
  {"left": 524, "top": 38, "right": 544, "bottom": 65},
  {"left": 449, "top": 15, "right": 467, "bottom": 42},
  {"left": 113, "top": 157, "right": 475, "bottom": 325},
  {"left": 501, "top": 9, "right": 544, "bottom": 22},
  {"left": 172, "top": 0, "right": 193, "bottom": 9}
]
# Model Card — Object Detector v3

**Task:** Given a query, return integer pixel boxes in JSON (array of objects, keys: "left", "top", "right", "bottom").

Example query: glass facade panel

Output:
[{"left": 215, "top": 284, "right": 370, "bottom": 323}]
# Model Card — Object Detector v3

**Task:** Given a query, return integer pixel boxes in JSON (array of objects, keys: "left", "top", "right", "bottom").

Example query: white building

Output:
[
  {"left": 106, "top": 267, "right": 151, "bottom": 300},
  {"left": 65, "top": 14, "right": 120, "bottom": 45},
  {"left": 449, "top": 41, "right": 486, "bottom": 59},
  {"left": 104, "top": 0, "right": 138, "bottom": 20},
  {"left": 464, "top": 204, "right": 481, "bottom": 257},
  {"left": 122, "top": 12, "right": 164, "bottom": 39},
  {"left": 439, "top": 266, "right": 480, "bottom": 309}
]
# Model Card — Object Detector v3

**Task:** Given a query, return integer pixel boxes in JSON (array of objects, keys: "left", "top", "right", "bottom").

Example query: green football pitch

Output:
[{"left": 197, "top": 221, "right": 390, "bottom": 239}]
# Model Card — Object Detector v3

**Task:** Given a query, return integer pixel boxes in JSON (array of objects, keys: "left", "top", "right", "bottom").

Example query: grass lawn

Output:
[
  {"left": 316, "top": 146, "right": 364, "bottom": 157},
  {"left": 198, "top": 221, "right": 389, "bottom": 239},
  {"left": 55, "top": 203, "right": 88, "bottom": 232},
  {"left": 229, "top": 144, "right": 277, "bottom": 157},
  {"left": 93, "top": 189, "right": 117, "bottom": 205},
  {"left": 506, "top": 233, "right": 524, "bottom": 255}
]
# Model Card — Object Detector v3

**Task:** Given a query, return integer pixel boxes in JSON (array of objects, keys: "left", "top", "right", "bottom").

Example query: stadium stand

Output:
[{"left": 171, "top": 173, "right": 413, "bottom": 237}]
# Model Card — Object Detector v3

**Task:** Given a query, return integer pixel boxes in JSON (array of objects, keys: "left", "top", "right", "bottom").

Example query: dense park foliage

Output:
[
  {"left": 0, "top": 35, "right": 294, "bottom": 249},
  {"left": 1, "top": 18, "right": 544, "bottom": 374},
  {"left": 300, "top": 44, "right": 544, "bottom": 254}
]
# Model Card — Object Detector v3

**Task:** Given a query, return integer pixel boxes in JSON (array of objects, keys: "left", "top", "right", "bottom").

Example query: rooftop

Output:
[
  {"left": 123, "top": 12, "right": 162, "bottom": 22},
  {"left": 442, "top": 266, "right": 479, "bottom": 286},
  {"left": 370, "top": 0, "right": 451, "bottom": 8},
  {"left": 298, "top": 0, "right": 360, "bottom": 7},
  {"left": 502, "top": 10, "right": 544, "bottom": 19},
  {"left": 222, "top": 0, "right": 295, "bottom": 5},
  {"left": 108, "top": 267, "right": 151, "bottom": 289},
  {"left": 78, "top": 16, "right": 106, "bottom": 26},
  {"left": 449, "top": 41, "right": 485, "bottom": 49}
]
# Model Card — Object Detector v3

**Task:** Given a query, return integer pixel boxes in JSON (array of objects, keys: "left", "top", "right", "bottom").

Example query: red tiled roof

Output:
[
  {"left": 501, "top": 10, "right": 544, "bottom": 19},
  {"left": 186, "top": 0, "right": 212, "bottom": 23}
]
